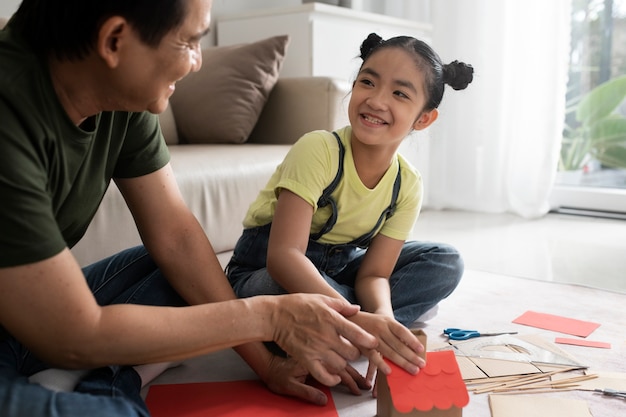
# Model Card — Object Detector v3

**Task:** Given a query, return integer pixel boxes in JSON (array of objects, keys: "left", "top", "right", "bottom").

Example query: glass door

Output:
[{"left": 552, "top": 0, "right": 626, "bottom": 217}]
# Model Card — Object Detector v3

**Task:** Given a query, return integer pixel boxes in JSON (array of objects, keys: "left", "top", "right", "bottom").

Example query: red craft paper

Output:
[
  {"left": 512, "top": 310, "right": 600, "bottom": 337},
  {"left": 145, "top": 380, "right": 339, "bottom": 417},
  {"left": 555, "top": 337, "right": 611, "bottom": 349}
]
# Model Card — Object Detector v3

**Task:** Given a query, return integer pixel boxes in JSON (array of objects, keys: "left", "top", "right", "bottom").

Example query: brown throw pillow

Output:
[{"left": 170, "top": 35, "right": 290, "bottom": 144}]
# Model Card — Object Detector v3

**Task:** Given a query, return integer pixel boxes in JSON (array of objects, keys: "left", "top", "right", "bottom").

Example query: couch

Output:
[{"left": 0, "top": 16, "right": 351, "bottom": 266}]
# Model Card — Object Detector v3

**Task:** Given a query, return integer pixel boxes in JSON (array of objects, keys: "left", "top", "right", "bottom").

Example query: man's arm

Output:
[{"left": 0, "top": 245, "right": 377, "bottom": 386}]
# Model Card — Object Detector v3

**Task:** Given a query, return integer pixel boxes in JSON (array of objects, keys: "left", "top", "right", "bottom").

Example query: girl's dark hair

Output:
[
  {"left": 10, "top": 0, "right": 188, "bottom": 61},
  {"left": 359, "top": 33, "right": 473, "bottom": 111}
]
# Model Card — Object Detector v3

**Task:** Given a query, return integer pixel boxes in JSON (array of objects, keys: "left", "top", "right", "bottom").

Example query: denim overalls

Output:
[{"left": 227, "top": 132, "right": 464, "bottom": 326}]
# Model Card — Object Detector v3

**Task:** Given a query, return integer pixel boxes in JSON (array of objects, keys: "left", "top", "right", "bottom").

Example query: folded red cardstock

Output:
[
  {"left": 512, "top": 310, "right": 600, "bottom": 337},
  {"left": 146, "top": 380, "right": 339, "bottom": 417}
]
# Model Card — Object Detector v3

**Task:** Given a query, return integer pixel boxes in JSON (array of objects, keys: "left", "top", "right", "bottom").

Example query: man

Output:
[{"left": 0, "top": 0, "right": 411, "bottom": 415}]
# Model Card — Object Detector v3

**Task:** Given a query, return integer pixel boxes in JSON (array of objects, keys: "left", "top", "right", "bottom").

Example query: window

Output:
[{"left": 553, "top": 0, "right": 626, "bottom": 216}]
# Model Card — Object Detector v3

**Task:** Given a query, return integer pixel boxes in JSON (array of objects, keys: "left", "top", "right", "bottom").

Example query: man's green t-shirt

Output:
[{"left": 0, "top": 22, "right": 170, "bottom": 268}]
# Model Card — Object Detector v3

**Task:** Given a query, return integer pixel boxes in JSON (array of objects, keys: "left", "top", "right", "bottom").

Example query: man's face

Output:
[{"left": 112, "top": 0, "right": 212, "bottom": 114}]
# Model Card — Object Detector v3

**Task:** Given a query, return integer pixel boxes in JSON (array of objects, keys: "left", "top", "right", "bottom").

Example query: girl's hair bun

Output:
[
  {"left": 360, "top": 33, "right": 383, "bottom": 60},
  {"left": 443, "top": 60, "right": 474, "bottom": 90}
]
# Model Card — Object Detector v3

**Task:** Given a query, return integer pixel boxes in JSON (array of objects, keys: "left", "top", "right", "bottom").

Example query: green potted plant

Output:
[{"left": 559, "top": 74, "right": 626, "bottom": 173}]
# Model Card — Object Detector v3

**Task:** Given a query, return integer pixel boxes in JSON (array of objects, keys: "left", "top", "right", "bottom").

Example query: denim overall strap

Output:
[
  {"left": 309, "top": 131, "right": 345, "bottom": 241},
  {"left": 310, "top": 131, "right": 402, "bottom": 248}
]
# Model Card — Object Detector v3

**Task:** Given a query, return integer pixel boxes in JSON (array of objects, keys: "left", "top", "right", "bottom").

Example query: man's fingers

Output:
[
  {"left": 307, "top": 360, "right": 342, "bottom": 387},
  {"left": 364, "top": 348, "right": 391, "bottom": 375},
  {"left": 326, "top": 298, "right": 361, "bottom": 318},
  {"left": 286, "top": 380, "right": 329, "bottom": 406},
  {"left": 330, "top": 310, "right": 378, "bottom": 353},
  {"left": 339, "top": 369, "right": 362, "bottom": 395}
]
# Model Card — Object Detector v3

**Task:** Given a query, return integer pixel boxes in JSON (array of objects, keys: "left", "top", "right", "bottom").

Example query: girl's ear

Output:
[
  {"left": 413, "top": 109, "right": 439, "bottom": 131},
  {"left": 96, "top": 16, "right": 129, "bottom": 69}
]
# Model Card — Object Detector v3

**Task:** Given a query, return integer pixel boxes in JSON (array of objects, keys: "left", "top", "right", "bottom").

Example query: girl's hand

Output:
[{"left": 351, "top": 311, "right": 425, "bottom": 375}]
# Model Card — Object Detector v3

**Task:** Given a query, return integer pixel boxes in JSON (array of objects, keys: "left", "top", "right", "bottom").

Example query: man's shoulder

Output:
[{"left": 0, "top": 26, "right": 40, "bottom": 91}]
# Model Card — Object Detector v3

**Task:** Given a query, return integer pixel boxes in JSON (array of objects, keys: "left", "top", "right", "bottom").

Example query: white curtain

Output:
[{"left": 425, "top": 0, "right": 571, "bottom": 218}]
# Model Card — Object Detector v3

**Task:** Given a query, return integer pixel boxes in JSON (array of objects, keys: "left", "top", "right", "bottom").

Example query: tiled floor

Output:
[{"left": 413, "top": 209, "right": 626, "bottom": 294}]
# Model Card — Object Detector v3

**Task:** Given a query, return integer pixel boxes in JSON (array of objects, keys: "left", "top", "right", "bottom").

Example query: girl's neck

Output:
[{"left": 351, "top": 140, "right": 397, "bottom": 189}]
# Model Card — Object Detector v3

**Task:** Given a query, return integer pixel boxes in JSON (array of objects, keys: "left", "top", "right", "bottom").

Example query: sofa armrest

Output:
[{"left": 247, "top": 76, "right": 351, "bottom": 145}]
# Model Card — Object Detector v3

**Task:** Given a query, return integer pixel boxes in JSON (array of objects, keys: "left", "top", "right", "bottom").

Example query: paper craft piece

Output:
[
  {"left": 436, "top": 334, "right": 585, "bottom": 381},
  {"left": 489, "top": 394, "right": 592, "bottom": 417},
  {"left": 455, "top": 356, "right": 490, "bottom": 380},
  {"left": 512, "top": 311, "right": 600, "bottom": 337},
  {"left": 145, "top": 380, "right": 339, "bottom": 417},
  {"left": 555, "top": 337, "right": 611, "bottom": 349},
  {"left": 466, "top": 357, "right": 541, "bottom": 378},
  {"left": 377, "top": 350, "right": 469, "bottom": 417}
]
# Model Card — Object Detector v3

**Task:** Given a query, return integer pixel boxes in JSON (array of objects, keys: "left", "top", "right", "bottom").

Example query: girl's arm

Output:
[
  {"left": 267, "top": 189, "right": 344, "bottom": 298},
  {"left": 351, "top": 234, "right": 425, "bottom": 370},
  {"left": 267, "top": 190, "right": 424, "bottom": 375},
  {"left": 353, "top": 233, "right": 403, "bottom": 317}
]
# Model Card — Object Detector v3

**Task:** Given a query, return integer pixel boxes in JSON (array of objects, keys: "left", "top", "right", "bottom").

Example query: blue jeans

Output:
[
  {"left": 227, "top": 224, "right": 464, "bottom": 326},
  {"left": 0, "top": 246, "right": 186, "bottom": 417}
]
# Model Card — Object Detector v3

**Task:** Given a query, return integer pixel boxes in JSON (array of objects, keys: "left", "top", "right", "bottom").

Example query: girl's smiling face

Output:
[{"left": 348, "top": 47, "right": 436, "bottom": 149}]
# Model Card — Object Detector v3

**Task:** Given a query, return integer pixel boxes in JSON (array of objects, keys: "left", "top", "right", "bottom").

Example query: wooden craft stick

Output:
[
  {"left": 479, "top": 373, "right": 597, "bottom": 394},
  {"left": 490, "top": 388, "right": 577, "bottom": 395},
  {"left": 473, "top": 367, "right": 580, "bottom": 394},
  {"left": 466, "top": 375, "right": 527, "bottom": 386}
]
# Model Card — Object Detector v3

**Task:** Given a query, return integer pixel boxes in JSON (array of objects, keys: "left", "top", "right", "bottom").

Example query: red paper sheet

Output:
[
  {"left": 512, "top": 310, "right": 600, "bottom": 337},
  {"left": 145, "top": 380, "right": 339, "bottom": 417},
  {"left": 555, "top": 337, "right": 611, "bottom": 349}
]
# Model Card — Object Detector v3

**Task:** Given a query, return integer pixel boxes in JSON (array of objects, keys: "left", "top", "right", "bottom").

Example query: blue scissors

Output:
[{"left": 443, "top": 328, "right": 518, "bottom": 341}]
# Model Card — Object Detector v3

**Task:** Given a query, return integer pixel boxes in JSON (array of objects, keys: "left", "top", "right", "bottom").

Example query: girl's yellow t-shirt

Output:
[{"left": 243, "top": 126, "right": 422, "bottom": 244}]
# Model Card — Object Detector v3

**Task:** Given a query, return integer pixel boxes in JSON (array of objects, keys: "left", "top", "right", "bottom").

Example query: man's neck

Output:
[{"left": 48, "top": 57, "right": 103, "bottom": 126}]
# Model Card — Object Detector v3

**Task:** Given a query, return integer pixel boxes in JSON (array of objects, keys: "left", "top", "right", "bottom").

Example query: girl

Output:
[{"left": 227, "top": 33, "right": 473, "bottom": 393}]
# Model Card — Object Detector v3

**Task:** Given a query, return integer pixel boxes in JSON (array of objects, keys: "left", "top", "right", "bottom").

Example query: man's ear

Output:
[
  {"left": 413, "top": 109, "right": 439, "bottom": 131},
  {"left": 96, "top": 16, "right": 129, "bottom": 69}
]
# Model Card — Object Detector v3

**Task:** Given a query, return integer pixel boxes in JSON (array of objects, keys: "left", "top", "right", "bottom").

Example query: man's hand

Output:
[
  {"left": 269, "top": 294, "right": 387, "bottom": 387},
  {"left": 262, "top": 355, "right": 329, "bottom": 405}
]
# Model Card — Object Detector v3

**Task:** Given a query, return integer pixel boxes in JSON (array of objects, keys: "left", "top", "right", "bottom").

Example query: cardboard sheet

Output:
[
  {"left": 145, "top": 380, "right": 339, "bottom": 417},
  {"left": 489, "top": 394, "right": 592, "bottom": 417},
  {"left": 512, "top": 311, "right": 600, "bottom": 337}
]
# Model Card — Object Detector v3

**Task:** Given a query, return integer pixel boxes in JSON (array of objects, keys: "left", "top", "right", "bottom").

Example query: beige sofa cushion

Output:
[
  {"left": 170, "top": 35, "right": 289, "bottom": 144},
  {"left": 71, "top": 144, "right": 291, "bottom": 267}
]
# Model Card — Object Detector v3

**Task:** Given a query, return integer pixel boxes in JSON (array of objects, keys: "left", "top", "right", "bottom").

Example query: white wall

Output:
[
  {"left": 1, "top": 1, "right": 429, "bottom": 43},
  {"left": 0, "top": 0, "right": 19, "bottom": 19}
]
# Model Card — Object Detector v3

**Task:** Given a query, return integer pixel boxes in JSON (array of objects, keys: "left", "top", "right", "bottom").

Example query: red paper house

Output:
[{"left": 377, "top": 348, "right": 469, "bottom": 417}]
